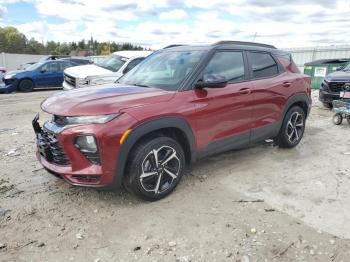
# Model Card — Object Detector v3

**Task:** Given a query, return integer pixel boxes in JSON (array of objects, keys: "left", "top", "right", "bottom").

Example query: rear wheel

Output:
[
  {"left": 18, "top": 79, "right": 34, "bottom": 92},
  {"left": 333, "top": 113, "right": 343, "bottom": 125},
  {"left": 124, "top": 136, "right": 185, "bottom": 201},
  {"left": 275, "top": 106, "right": 305, "bottom": 148}
]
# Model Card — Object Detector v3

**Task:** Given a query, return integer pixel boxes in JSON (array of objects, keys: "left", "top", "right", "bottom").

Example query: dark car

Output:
[
  {"left": 60, "top": 57, "right": 91, "bottom": 65},
  {"left": 33, "top": 41, "right": 311, "bottom": 201},
  {"left": 0, "top": 60, "right": 80, "bottom": 93},
  {"left": 18, "top": 55, "right": 72, "bottom": 70},
  {"left": 319, "top": 63, "right": 350, "bottom": 108},
  {"left": 39, "top": 55, "right": 71, "bottom": 61}
]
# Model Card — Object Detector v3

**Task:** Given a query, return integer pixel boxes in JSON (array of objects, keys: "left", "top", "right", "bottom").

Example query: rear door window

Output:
[
  {"left": 202, "top": 51, "right": 245, "bottom": 83},
  {"left": 42, "top": 62, "right": 60, "bottom": 72},
  {"left": 248, "top": 52, "right": 279, "bottom": 79}
]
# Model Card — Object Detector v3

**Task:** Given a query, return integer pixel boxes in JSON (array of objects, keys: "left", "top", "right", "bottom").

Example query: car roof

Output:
[
  {"left": 60, "top": 57, "right": 89, "bottom": 61},
  {"left": 112, "top": 50, "right": 153, "bottom": 59},
  {"left": 162, "top": 41, "right": 287, "bottom": 56}
]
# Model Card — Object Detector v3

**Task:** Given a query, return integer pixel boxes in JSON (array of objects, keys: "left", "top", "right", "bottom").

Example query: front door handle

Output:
[
  {"left": 239, "top": 88, "right": 251, "bottom": 95},
  {"left": 283, "top": 82, "right": 292, "bottom": 87}
]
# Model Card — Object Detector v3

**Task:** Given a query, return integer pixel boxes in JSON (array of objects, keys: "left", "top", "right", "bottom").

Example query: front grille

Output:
[
  {"left": 37, "top": 129, "right": 70, "bottom": 166},
  {"left": 329, "top": 82, "right": 348, "bottom": 93},
  {"left": 72, "top": 175, "right": 100, "bottom": 182},
  {"left": 64, "top": 73, "right": 76, "bottom": 87}
]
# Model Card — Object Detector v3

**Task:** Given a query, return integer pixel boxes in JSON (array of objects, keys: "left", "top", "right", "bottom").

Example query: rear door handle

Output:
[
  {"left": 239, "top": 88, "right": 251, "bottom": 95},
  {"left": 283, "top": 82, "right": 292, "bottom": 87}
]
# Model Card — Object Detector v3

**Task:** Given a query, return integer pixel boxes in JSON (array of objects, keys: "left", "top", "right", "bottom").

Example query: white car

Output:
[{"left": 63, "top": 50, "right": 152, "bottom": 90}]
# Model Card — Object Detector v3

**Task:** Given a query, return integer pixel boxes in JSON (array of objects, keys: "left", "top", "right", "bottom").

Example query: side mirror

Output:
[
  {"left": 195, "top": 74, "right": 227, "bottom": 89},
  {"left": 336, "top": 67, "right": 342, "bottom": 71},
  {"left": 40, "top": 69, "right": 46, "bottom": 73}
]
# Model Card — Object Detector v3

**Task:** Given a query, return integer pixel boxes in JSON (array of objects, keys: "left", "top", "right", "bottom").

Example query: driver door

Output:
[{"left": 192, "top": 50, "right": 254, "bottom": 155}]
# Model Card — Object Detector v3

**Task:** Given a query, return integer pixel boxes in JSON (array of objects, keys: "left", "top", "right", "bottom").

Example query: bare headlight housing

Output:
[{"left": 55, "top": 113, "right": 120, "bottom": 126}]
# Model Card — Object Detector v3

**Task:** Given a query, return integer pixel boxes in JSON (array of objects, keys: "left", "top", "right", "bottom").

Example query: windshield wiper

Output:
[
  {"left": 97, "top": 64, "right": 116, "bottom": 72},
  {"left": 132, "top": 83, "right": 150, "bottom": 88}
]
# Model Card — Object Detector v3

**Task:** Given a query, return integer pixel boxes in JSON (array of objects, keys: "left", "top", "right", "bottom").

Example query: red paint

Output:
[{"left": 38, "top": 56, "right": 311, "bottom": 187}]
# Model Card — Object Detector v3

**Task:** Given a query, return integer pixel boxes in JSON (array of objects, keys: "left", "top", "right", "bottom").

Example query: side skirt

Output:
[
  {"left": 196, "top": 122, "right": 280, "bottom": 160},
  {"left": 196, "top": 131, "right": 250, "bottom": 159}
]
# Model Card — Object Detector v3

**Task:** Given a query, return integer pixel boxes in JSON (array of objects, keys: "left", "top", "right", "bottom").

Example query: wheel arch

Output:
[
  {"left": 17, "top": 77, "right": 35, "bottom": 91},
  {"left": 278, "top": 93, "right": 311, "bottom": 128},
  {"left": 113, "top": 116, "right": 196, "bottom": 188}
]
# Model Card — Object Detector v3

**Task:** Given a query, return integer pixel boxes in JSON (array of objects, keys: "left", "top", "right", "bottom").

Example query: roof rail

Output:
[
  {"left": 163, "top": 44, "right": 187, "bottom": 49},
  {"left": 212, "top": 41, "right": 276, "bottom": 49}
]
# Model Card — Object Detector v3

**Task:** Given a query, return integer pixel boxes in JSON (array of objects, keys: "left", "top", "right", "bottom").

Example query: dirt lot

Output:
[{"left": 0, "top": 90, "right": 349, "bottom": 262}]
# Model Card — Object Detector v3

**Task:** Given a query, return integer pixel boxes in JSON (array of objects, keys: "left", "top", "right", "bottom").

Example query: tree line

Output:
[{"left": 0, "top": 26, "right": 148, "bottom": 55}]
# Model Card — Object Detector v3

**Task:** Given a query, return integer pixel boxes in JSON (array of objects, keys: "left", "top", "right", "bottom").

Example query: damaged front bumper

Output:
[{"left": 32, "top": 113, "right": 106, "bottom": 187}]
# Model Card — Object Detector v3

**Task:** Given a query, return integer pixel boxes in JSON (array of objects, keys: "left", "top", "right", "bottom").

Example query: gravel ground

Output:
[{"left": 0, "top": 90, "right": 349, "bottom": 262}]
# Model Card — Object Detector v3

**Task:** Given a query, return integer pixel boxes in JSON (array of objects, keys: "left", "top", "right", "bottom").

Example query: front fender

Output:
[{"left": 113, "top": 116, "right": 196, "bottom": 188}]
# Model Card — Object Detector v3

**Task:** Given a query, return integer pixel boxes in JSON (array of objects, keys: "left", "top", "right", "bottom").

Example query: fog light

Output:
[
  {"left": 75, "top": 135, "right": 100, "bottom": 164},
  {"left": 75, "top": 135, "right": 98, "bottom": 153}
]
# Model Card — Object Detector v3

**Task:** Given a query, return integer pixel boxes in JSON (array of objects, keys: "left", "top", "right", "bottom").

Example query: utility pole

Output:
[{"left": 252, "top": 32, "right": 258, "bottom": 42}]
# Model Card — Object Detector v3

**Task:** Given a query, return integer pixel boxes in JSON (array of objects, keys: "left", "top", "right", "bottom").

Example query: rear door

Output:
[
  {"left": 192, "top": 50, "right": 254, "bottom": 155},
  {"left": 247, "top": 51, "right": 286, "bottom": 142},
  {"left": 35, "top": 61, "right": 63, "bottom": 87}
]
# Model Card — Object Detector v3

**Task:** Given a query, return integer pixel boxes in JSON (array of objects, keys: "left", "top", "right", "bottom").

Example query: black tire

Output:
[
  {"left": 322, "top": 102, "right": 332, "bottom": 109},
  {"left": 124, "top": 136, "right": 185, "bottom": 201},
  {"left": 18, "top": 79, "right": 34, "bottom": 92},
  {"left": 275, "top": 106, "right": 306, "bottom": 148},
  {"left": 333, "top": 113, "right": 343, "bottom": 125}
]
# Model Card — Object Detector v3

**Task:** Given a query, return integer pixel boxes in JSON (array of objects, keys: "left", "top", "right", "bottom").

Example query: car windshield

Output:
[
  {"left": 118, "top": 50, "right": 205, "bottom": 91},
  {"left": 342, "top": 63, "right": 350, "bottom": 71},
  {"left": 26, "top": 62, "right": 45, "bottom": 71},
  {"left": 97, "top": 54, "right": 127, "bottom": 72}
]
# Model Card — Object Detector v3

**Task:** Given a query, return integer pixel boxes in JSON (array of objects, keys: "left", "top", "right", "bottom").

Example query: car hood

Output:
[
  {"left": 6, "top": 70, "right": 26, "bottom": 76},
  {"left": 64, "top": 64, "right": 114, "bottom": 78},
  {"left": 41, "top": 84, "right": 175, "bottom": 116},
  {"left": 326, "top": 71, "right": 350, "bottom": 82}
]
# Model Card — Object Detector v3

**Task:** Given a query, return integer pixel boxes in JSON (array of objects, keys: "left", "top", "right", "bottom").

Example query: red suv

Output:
[{"left": 33, "top": 41, "right": 311, "bottom": 201}]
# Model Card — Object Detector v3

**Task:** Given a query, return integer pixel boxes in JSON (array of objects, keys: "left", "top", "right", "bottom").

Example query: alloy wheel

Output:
[
  {"left": 140, "top": 146, "right": 181, "bottom": 194},
  {"left": 286, "top": 112, "right": 304, "bottom": 144}
]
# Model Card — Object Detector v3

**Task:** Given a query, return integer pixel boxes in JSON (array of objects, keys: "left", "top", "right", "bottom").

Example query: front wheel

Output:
[
  {"left": 275, "top": 106, "right": 306, "bottom": 148},
  {"left": 18, "top": 79, "right": 34, "bottom": 92},
  {"left": 124, "top": 136, "right": 185, "bottom": 201}
]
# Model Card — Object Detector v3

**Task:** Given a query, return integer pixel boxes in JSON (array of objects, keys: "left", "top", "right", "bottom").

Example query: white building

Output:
[{"left": 282, "top": 45, "right": 350, "bottom": 72}]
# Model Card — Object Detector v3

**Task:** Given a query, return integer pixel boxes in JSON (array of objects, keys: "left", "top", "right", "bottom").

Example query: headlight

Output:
[
  {"left": 89, "top": 77, "right": 118, "bottom": 86},
  {"left": 4, "top": 73, "right": 16, "bottom": 79},
  {"left": 57, "top": 113, "right": 120, "bottom": 125},
  {"left": 76, "top": 78, "right": 89, "bottom": 87}
]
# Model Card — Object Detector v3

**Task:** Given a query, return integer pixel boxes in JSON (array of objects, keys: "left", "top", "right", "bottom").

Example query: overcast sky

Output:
[{"left": 0, "top": 0, "right": 349, "bottom": 49}]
